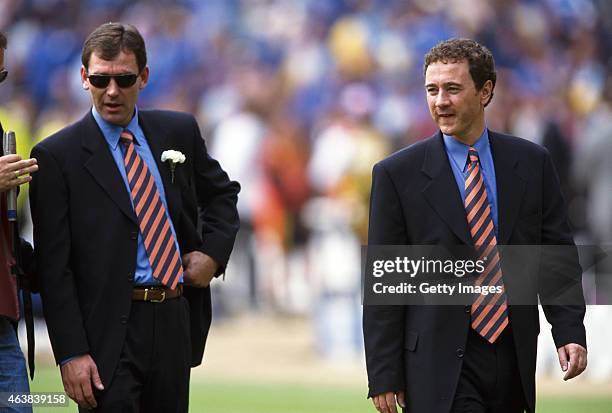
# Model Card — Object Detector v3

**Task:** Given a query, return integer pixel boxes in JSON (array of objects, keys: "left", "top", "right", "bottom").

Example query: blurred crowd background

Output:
[{"left": 1, "top": 0, "right": 612, "bottom": 382}]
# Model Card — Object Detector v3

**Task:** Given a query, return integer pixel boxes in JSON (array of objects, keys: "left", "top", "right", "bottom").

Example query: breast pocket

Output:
[{"left": 173, "top": 167, "right": 191, "bottom": 189}]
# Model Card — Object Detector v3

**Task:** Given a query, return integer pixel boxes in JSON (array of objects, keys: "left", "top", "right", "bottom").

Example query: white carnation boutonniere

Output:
[{"left": 161, "top": 150, "right": 186, "bottom": 183}]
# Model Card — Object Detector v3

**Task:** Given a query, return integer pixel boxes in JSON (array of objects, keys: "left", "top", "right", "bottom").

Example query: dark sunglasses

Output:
[
  {"left": 0, "top": 70, "right": 7, "bottom": 84},
  {"left": 87, "top": 73, "right": 138, "bottom": 89}
]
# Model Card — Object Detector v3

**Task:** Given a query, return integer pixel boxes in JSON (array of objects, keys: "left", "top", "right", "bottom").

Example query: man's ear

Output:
[
  {"left": 80, "top": 66, "right": 89, "bottom": 90},
  {"left": 480, "top": 79, "right": 493, "bottom": 106},
  {"left": 138, "top": 66, "right": 149, "bottom": 90}
]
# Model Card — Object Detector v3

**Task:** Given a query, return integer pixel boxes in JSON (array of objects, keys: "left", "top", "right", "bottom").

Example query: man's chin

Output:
[
  {"left": 101, "top": 112, "right": 128, "bottom": 127},
  {"left": 438, "top": 125, "right": 456, "bottom": 136}
]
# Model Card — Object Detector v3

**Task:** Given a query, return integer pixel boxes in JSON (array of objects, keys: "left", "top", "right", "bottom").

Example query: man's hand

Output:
[
  {"left": 182, "top": 251, "right": 219, "bottom": 288},
  {"left": 557, "top": 343, "right": 587, "bottom": 381},
  {"left": 60, "top": 354, "right": 104, "bottom": 409},
  {"left": 372, "top": 391, "right": 405, "bottom": 413},
  {"left": 0, "top": 154, "right": 37, "bottom": 192}
]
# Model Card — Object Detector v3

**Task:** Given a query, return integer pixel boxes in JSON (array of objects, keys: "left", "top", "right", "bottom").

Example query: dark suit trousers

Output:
[
  {"left": 450, "top": 327, "right": 526, "bottom": 413},
  {"left": 80, "top": 296, "right": 192, "bottom": 413}
]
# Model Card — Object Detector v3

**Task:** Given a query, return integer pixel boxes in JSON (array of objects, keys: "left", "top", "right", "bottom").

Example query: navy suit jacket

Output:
[
  {"left": 30, "top": 110, "right": 240, "bottom": 387},
  {"left": 364, "top": 130, "right": 586, "bottom": 413}
]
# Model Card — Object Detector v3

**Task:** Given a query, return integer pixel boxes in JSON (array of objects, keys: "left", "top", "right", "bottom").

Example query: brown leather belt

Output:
[{"left": 132, "top": 285, "right": 182, "bottom": 302}]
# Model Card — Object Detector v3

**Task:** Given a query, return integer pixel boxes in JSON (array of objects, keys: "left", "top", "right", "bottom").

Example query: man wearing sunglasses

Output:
[
  {"left": 0, "top": 31, "right": 38, "bottom": 413},
  {"left": 29, "top": 23, "right": 240, "bottom": 412}
]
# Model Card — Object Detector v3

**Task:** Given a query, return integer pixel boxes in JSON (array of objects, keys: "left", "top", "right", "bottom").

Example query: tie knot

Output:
[
  {"left": 468, "top": 147, "right": 480, "bottom": 165},
  {"left": 120, "top": 130, "right": 134, "bottom": 146}
]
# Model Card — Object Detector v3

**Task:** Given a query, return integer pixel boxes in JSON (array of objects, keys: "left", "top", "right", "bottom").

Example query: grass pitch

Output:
[{"left": 29, "top": 364, "right": 612, "bottom": 413}]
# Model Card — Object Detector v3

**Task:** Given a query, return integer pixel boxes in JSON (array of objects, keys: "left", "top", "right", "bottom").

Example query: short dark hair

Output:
[
  {"left": 424, "top": 38, "right": 496, "bottom": 106},
  {"left": 82, "top": 23, "right": 147, "bottom": 73},
  {"left": 0, "top": 31, "right": 7, "bottom": 49}
]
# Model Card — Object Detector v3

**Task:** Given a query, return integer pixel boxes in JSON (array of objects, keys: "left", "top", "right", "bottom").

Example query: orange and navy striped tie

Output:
[
  {"left": 120, "top": 130, "right": 182, "bottom": 289},
  {"left": 464, "top": 147, "right": 508, "bottom": 343}
]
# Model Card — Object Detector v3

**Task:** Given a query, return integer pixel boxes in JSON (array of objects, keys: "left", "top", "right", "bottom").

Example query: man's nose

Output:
[
  {"left": 435, "top": 90, "right": 450, "bottom": 107},
  {"left": 106, "top": 78, "right": 120, "bottom": 96}
]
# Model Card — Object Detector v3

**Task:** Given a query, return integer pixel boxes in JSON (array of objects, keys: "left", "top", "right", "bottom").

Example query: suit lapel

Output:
[
  {"left": 81, "top": 113, "right": 137, "bottom": 224},
  {"left": 421, "top": 132, "right": 472, "bottom": 245},
  {"left": 137, "top": 111, "right": 182, "bottom": 224},
  {"left": 489, "top": 131, "right": 526, "bottom": 244}
]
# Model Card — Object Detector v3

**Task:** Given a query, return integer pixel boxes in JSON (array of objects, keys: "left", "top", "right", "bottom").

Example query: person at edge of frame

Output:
[{"left": 0, "top": 30, "right": 39, "bottom": 413}]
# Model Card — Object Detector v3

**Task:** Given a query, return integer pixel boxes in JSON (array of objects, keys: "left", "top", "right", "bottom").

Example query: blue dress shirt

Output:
[
  {"left": 92, "top": 106, "right": 183, "bottom": 285},
  {"left": 442, "top": 129, "right": 499, "bottom": 235}
]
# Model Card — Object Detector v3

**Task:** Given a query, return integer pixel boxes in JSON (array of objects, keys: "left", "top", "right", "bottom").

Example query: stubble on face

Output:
[{"left": 424, "top": 60, "right": 487, "bottom": 145}]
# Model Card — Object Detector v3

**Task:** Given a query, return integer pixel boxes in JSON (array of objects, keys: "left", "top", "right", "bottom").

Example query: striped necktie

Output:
[
  {"left": 464, "top": 147, "right": 508, "bottom": 343},
  {"left": 120, "top": 130, "right": 182, "bottom": 289}
]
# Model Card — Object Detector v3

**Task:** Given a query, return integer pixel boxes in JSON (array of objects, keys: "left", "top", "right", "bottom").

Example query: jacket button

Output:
[
  {"left": 130, "top": 231, "right": 138, "bottom": 240},
  {"left": 456, "top": 348, "right": 464, "bottom": 358},
  {"left": 120, "top": 315, "right": 128, "bottom": 324},
  {"left": 465, "top": 305, "right": 471, "bottom": 313}
]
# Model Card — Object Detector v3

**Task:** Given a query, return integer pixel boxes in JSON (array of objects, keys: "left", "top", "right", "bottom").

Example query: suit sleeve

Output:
[
  {"left": 29, "top": 144, "right": 90, "bottom": 363},
  {"left": 363, "top": 162, "right": 407, "bottom": 398},
  {"left": 538, "top": 150, "right": 586, "bottom": 349},
  {"left": 188, "top": 116, "right": 240, "bottom": 275}
]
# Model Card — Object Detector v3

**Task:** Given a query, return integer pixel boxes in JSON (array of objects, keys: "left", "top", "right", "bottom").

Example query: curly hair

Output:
[{"left": 424, "top": 38, "right": 496, "bottom": 106}]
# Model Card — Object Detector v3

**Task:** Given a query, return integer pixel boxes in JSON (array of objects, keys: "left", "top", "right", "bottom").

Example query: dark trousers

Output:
[
  {"left": 450, "top": 327, "right": 526, "bottom": 413},
  {"left": 80, "top": 296, "right": 192, "bottom": 413}
]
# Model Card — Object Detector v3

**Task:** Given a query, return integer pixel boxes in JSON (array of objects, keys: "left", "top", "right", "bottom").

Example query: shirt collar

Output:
[
  {"left": 442, "top": 128, "right": 490, "bottom": 173},
  {"left": 91, "top": 106, "right": 140, "bottom": 150}
]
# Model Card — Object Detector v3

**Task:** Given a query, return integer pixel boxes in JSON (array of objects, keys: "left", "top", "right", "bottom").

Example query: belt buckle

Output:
[
  {"left": 143, "top": 288, "right": 166, "bottom": 303},
  {"left": 151, "top": 290, "right": 166, "bottom": 303}
]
